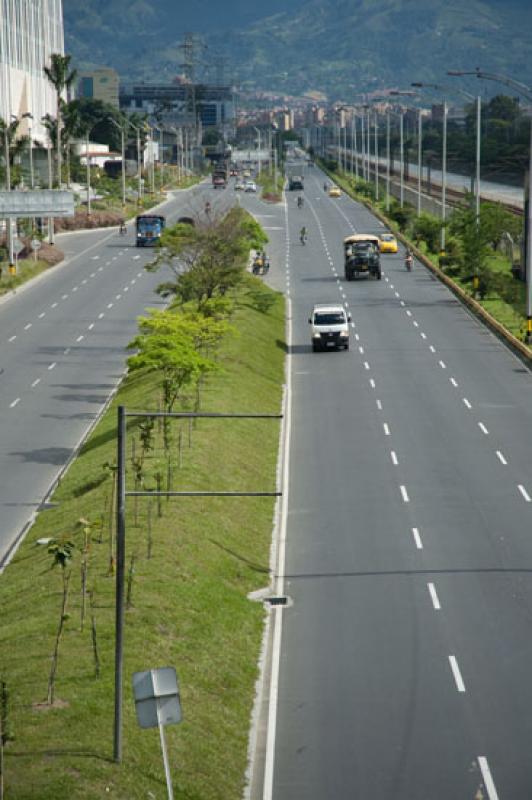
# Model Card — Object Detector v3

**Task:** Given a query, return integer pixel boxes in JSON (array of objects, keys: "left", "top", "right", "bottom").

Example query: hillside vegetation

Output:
[{"left": 65, "top": 0, "right": 532, "bottom": 98}]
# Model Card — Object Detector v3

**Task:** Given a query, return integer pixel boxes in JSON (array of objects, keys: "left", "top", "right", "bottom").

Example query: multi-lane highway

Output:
[
  {"left": 0, "top": 181, "right": 229, "bottom": 567},
  {"left": 247, "top": 162, "right": 532, "bottom": 799}
]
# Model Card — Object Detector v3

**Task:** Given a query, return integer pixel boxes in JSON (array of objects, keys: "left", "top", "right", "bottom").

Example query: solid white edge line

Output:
[
  {"left": 427, "top": 582, "right": 441, "bottom": 610},
  {"left": 262, "top": 299, "right": 292, "bottom": 799},
  {"left": 478, "top": 757, "right": 500, "bottom": 800},
  {"left": 448, "top": 655, "right": 466, "bottom": 692}
]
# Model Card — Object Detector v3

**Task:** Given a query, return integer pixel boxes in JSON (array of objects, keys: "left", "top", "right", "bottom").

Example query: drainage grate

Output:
[{"left": 266, "top": 596, "right": 288, "bottom": 606}]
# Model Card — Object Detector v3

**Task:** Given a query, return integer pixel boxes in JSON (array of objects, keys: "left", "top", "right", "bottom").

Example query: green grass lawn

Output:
[
  {"left": 0, "top": 276, "right": 285, "bottom": 799},
  {"left": 0, "top": 258, "right": 54, "bottom": 296}
]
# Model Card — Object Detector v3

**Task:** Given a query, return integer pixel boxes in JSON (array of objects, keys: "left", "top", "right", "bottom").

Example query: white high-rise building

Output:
[{"left": 0, "top": 0, "right": 64, "bottom": 143}]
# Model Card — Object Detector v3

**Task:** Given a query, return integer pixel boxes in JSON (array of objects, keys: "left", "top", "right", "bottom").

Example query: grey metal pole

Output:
[
  {"left": 121, "top": 128, "right": 126, "bottom": 207},
  {"left": 417, "top": 108, "right": 423, "bottom": 216},
  {"left": 526, "top": 119, "right": 532, "bottom": 343},
  {"left": 137, "top": 129, "right": 142, "bottom": 204},
  {"left": 28, "top": 125, "right": 34, "bottom": 189},
  {"left": 3, "top": 128, "right": 13, "bottom": 269},
  {"left": 353, "top": 116, "right": 360, "bottom": 182},
  {"left": 386, "top": 112, "right": 390, "bottom": 212},
  {"left": 361, "top": 115, "right": 366, "bottom": 181},
  {"left": 400, "top": 112, "right": 404, "bottom": 207},
  {"left": 86, "top": 133, "right": 91, "bottom": 216},
  {"left": 343, "top": 125, "right": 347, "bottom": 175},
  {"left": 47, "top": 145, "right": 54, "bottom": 245},
  {"left": 159, "top": 718, "right": 175, "bottom": 800},
  {"left": 441, "top": 100, "right": 448, "bottom": 252},
  {"left": 366, "top": 111, "right": 370, "bottom": 181},
  {"left": 114, "top": 405, "right": 127, "bottom": 763},
  {"left": 475, "top": 94, "right": 481, "bottom": 224},
  {"left": 374, "top": 114, "right": 379, "bottom": 200}
]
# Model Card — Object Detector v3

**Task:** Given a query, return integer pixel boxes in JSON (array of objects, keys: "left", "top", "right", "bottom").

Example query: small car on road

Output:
[
  {"left": 235, "top": 179, "right": 245, "bottom": 191},
  {"left": 245, "top": 181, "right": 257, "bottom": 193},
  {"left": 379, "top": 233, "right": 399, "bottom": 253},
  {"left": 328, "top": 186, "right": 342, "bottom": 198}
]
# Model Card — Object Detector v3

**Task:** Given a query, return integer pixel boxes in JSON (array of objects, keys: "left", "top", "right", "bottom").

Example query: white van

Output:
[{"left": 308, "top": 304, "right": 351, "bottom": 351}]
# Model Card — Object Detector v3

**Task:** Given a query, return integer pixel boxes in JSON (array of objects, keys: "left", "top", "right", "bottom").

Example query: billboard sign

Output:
[{"left": 0, "top": 190, "right": 75, "bottom": 218}]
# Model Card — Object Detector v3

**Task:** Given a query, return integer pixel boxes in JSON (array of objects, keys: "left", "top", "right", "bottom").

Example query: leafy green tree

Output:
[
  {"left": 43, "top": 53, "right": 77, "bottom": 186},
  {"left": 150, "top": 208, "right": 268, "bottom": 310},
  {"left": 128, "top": 312, "right": 218, "bottom": 447}
]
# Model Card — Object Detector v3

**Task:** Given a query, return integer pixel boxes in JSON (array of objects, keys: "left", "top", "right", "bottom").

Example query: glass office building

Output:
[{"left": 0, "top": 0, "right": 64, "bottom": 142}]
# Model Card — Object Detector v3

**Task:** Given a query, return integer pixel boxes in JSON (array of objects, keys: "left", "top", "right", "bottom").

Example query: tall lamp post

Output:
[
  {"left": 453, "top": 68, "right": 532, "bottom": 342},
  {"left": 412, "top": 82, "right": 449, "bottom": 252},
  {"left": 253, "top": 126, "right": 262, "bottom": 175},
  {"left": 108, "top": 117, "right": 127, "bottom": 208}
]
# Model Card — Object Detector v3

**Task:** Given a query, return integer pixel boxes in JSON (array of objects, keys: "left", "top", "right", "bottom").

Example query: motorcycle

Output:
[
  {"left": 405, "top": 254, "right": 413, "bottom": 271},
  {"left": 297, "top": 196, "right": 304, "bottom": 209}
]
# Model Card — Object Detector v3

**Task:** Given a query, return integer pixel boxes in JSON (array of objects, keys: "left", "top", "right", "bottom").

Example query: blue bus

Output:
[{"left": 135, "top": 214, "right": 166, "bottom": 247}]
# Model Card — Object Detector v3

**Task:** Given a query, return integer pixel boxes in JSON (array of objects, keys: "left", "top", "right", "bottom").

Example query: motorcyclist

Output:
[
  {"left": 323, "top": 182, "right": 328, "bottom": 192},
  {"left": 297, "top": 195, "right": 304, "bottom": 208},
  {"left": 300, "top": 226, "right": 307, "bottom": 245},
  {"left": 119, "top": 221, "right": 127, "bottom": 235},
  {"left": 405, "top": 248, "right": 414, "bottom": 270}
]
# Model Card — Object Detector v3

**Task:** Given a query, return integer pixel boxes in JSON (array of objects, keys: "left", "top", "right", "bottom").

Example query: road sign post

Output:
[{"left": 133, "top": 667, "right": 182, "bottom": 800}]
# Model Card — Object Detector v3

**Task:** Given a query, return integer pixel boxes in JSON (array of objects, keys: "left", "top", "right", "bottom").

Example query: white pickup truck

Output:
[{"left": 308, "top": 304, "right": 351, "bottom": 352}]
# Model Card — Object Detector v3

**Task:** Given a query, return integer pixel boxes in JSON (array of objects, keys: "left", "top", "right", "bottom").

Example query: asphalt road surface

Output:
[
  {"left": 0, "top": 180, "right": 231, "bottom": 567},
  {"left": 246, "top": 164, "right": 532, "bottom": 799}
]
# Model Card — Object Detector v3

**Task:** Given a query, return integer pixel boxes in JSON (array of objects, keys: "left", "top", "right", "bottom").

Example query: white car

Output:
[
  {"left": 308, "top": 304, "right": 351, "bottom": 351},
  {"left": 245, "top": 181, "right": 257, "bottom": 193},
  {"left": 234, "top": 180, "right": 245, "bottom": 191}
]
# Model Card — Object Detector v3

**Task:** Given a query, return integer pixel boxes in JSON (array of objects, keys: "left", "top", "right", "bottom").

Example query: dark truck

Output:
[
  {"left": 212, "top": 163, "right": 228, "bottom": 189},
  {"left": 288, "top": 174, "right": 304, "bottom": 191},
  {"left": 136, "top": 214, "right": 166, "bottom": 247},
  {"left": 344, "top": 234, "right": 382, "bottom": 280}
]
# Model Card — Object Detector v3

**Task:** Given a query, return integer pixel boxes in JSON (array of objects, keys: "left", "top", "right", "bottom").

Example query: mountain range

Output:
[{"left": 64, "top": 0, "right": 532, "bottom": 100}]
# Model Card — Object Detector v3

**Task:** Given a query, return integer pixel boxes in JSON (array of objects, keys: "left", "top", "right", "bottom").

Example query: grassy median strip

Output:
[{"left": 0, "top": 276, "right": 285, "bottom": 799}]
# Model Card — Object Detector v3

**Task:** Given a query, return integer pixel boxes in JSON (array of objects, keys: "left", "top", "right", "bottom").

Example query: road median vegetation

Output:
[{"left": 0, "top": 207, "right": 285, "bottom": 799}]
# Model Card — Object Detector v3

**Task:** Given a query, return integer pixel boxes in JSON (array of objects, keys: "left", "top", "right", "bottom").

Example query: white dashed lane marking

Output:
[
  {"left": 463, "top": 398, "right": 472, "bottom": 409},
  {"left": 478, "top": 422, "right": 489, "bottom": 435},
  {"left": 48, "top": 362, "right": 56, "bottom": 370},
  {"left": 76, "top": 335, "right": 84, "bottom": 343},
  {"left": 8, "top": 335, "right": 16, "bottom": 342},
  {"left": 448, "top": 656, "right": 466, "bottom": 693},
  {"left": 518, "top": 485, "right": 531, "bottom": 502},
  {"left": 478, "top": 757, "right": 500, "bottom": 800},
  {"left": 412, "top": 528, "right": 423, "bottom": 549},
  {"left": 400, "top": 485, "right": 410, "bottom": 503},
  {"left": 31, "top": 378, "right": 40, "bottom": 388},
  {"left": 9, "top": 398, "right": 20, "bottom": 408},
  {"left": 496, "top": 451, "right": 507, "bottom": 466},
  {"left": 427, "top": 583, "right": 441, "bottom": 610}
]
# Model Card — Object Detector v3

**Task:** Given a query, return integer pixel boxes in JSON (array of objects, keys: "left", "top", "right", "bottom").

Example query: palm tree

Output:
[
  {"left": 43, "top": 53, "right": 77, "bottom": 187},
  {"left": 0, "top": 117, "right": 29, "bottom": 188}
]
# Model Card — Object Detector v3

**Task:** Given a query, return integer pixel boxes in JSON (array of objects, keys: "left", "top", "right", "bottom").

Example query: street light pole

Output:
[
  {"left": 441, "top": 99, "right": 448, "bottom": 252},
  {"left": 400, "top": 111, "right": 404, "bottom": 207},
  {"left": 353, "top": 114, "right": 359, "bottom": 180},
  {"left": 374, "top": 113, "right": 379, "bottom": 200},
  {"left": 417, "top": 108, "right": 423, "bottom": 216},
  {"left": 386, "top": 111, "right": 391, "bottom": 211},
  {"left": 361, "top": 114, "right": 366, "bottom": 181},
  {"left": 86, "top": 131, "right": 91, "bottom": 216},
  {"left": 253, "top": 127, "right": 261, "bottom": 175}
]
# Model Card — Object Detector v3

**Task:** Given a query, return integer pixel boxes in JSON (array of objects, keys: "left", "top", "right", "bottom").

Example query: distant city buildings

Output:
[
  {"left": 77, "top": 67, "right": 119, "bottom": 108},
  {"left": 119, "top": 80, "right": 236, "bottom": 131},
  {"left": 0, "top": 0, "right": 64, "bottom": 142}
]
